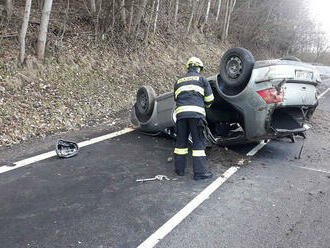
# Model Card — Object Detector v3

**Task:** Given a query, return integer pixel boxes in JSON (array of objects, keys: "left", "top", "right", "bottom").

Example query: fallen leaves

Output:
[{"left": 0, "top": 35, "right": 228, "bottom": 147}]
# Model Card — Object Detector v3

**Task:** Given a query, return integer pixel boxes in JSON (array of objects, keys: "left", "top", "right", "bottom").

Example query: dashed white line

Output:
[
  {"left": 0, "top": 127, "right": 134, "bottom": 174},
  {"left": 137, "top": 166, "right": 240, "bottom": 248},
  {"left": 246, "top": 140, "right": 270, "bottom": 156},
  {"left": 317, "top": 88, "right": 330, "bottom": 99}
]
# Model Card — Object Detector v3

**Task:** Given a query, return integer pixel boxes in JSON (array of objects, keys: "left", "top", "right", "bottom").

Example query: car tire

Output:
[
  {"left": 218, "top": 47, "right": 255, "bottom": 96},
  {"left": 135, "top": 85, "right": 156, "bottom": 123}
]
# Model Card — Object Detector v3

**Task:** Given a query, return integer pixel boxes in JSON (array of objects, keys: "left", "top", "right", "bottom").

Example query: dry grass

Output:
[{"left": 0, "top": 33, "right": 229, "bottom": 146}]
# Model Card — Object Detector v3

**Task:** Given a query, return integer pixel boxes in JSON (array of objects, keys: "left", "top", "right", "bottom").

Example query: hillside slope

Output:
[{"left": 0, "top": 34, "right": 229, "bottom": 146}]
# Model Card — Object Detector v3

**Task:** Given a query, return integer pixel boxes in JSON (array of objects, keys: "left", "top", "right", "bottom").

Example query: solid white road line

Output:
[
  {"left": 246, "top": 140, "right": 270, "bottom": 156},
  {"left": 137, "top": 166, "right": 240, "bottom": 248},
  {"left": 78, "top": 128, "right": 134, "bottom": 148},
  {"left": 317, "top": 88, "right": 330, "bottom": 99},
  {"left": 288, "top": 164, "right": 330, "bottom": 174},
  {"left": 0, "top": 127, "right": 135, "bottom": 174}
]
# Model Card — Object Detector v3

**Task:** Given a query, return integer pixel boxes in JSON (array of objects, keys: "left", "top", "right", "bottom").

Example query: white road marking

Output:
[
  {"left": 137, "top": 166, "right": 240, "bottom": 248},
  {"left": 246, "top": 140, "right": 270, "bottom": 156},
  {"left": 288, "top": 164, "right": 330, "bottom": 174},
  {"left": 78, "top": 128, "right": 134, "bottom": 148},
  {"left": 317, "top": 88, "right": 330, "bottom": 99},
  {"left": 0, "top": 127, "right": 134, "bottom": 174}
]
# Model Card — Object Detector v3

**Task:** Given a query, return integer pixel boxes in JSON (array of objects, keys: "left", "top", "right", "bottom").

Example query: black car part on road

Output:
[{"left": 56, "top": 140, "right": 79, "bottom": 158}]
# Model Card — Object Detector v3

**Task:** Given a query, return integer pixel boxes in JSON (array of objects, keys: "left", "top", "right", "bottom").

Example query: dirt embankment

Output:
[{"left": 0, "top": 34, "right": 229, "bottom": 147}]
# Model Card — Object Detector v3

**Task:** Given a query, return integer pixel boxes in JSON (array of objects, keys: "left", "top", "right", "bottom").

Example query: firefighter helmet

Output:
[{"left": 186, "top": 57, "right": 204, "bottom": 71}]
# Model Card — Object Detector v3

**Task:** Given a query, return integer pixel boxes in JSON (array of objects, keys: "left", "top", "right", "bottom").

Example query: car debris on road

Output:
[
  {"left": 136, "top": 175, "right": 174, "bottom": 182},
  {"left": 55, "top": 140, "right": 79, "bottom": 158}
]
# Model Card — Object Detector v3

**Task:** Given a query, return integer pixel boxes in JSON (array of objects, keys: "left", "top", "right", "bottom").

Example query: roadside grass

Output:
[{"left": 0, "top": 34, "right": 228, "bottom": 147}]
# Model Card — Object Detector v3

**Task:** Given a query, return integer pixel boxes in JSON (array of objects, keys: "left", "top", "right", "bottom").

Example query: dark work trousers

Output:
[{"left": 174, "top": 118, "right": 207, "bottom": 174}]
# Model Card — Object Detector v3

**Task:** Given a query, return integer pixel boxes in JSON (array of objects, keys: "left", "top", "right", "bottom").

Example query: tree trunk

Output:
[
  {"left": 194, "top": 0, "right": 203, "bottom": 29},
  {"left": 19, "top": 0, "right": 32, "bottom": 64},
  {"left": 111, "top": 0, "right": 115, "bottom": 37},
  {"left": 134, "top": 0, "right": 148, "bottom": 33},
  {"left": 167, "top": 0, "right": 172, "bottom": 29},
  {"left": 36, "top": 0, "right": 53, "bottom": 60},
  {"left": 144, "top": 0, "right": 155, "bottom": 44},
  {"left": 5, "top": 0, "right": 13, "bottom": 20},
  {"left": 94, "top": 0, "right": 102, "bottom": 37},
  {"left": 215, "top": 0, "right": 221, "bottom": 22},
  {"left": 174, "top": 0, "right": 179, "bottom": 26},
  {"left": 59, "top": 0, "right": 70, "bottom": 43},
  {"left": 205, "top": 0, "right": 211, "bottom": 24},
  {"left": 201, "top": 0, "right": 211, "bottom": 32},
  {"left": 90, "top": 0, "right": 96, "bottom": 14},
  {"left": 153, "top": 0, "right": 160, "bottom": 33},
  {"left": 224, "top": 0, "right": 236, "bottom": 39},
  {"left": 120, "top": 0, "right": 127, "bottom": 27},
  {"left": 186, "top": 0, "right": 197, "bottom": 33},
  {"left": 128, "top": 0, "right": 134, "bottom": 33},
  {"left": 221, "top": 0, "right": 229, "bottom": 40}
]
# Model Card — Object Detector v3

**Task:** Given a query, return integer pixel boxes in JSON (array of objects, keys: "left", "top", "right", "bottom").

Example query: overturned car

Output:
[{"left": 131, "top": 48, "right": 321, "bottom": 145}]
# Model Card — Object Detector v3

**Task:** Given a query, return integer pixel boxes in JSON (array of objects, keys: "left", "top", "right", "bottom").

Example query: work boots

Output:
[
  {"left": 174, "top": 169, "right": 213, "bottom": 180},
  {"left": 174, "top": 169, "right": 185, "bottom": 176},
  {"left": 193, "top": 171, "right": 213, "bottom": 180}
]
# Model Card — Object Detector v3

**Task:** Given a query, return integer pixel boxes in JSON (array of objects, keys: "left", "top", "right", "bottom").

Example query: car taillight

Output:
[{"left": 257, "top": 88, "right": 283, "bottom": 104}]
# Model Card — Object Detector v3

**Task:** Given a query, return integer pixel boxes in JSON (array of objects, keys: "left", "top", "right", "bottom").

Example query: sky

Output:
[{"left": 306, "top": 0, "right": 330, "bottom": 44}]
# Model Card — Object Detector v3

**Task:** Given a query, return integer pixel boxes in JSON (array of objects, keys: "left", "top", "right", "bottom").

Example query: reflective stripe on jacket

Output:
[{"left": 174, "top": 69, "right": 214, "bottom": 120}]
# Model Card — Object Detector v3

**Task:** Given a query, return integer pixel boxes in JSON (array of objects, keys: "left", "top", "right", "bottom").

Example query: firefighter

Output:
[{"left": 174, "top": 57, "right": 214, "bottom": 180}]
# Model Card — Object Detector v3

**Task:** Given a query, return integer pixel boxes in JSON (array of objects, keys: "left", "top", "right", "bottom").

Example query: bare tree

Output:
[
  {"left": 215, "top": 0, "right": 221, "bottom": 22},
  {"left": 128, "top": 0, "right": 135, "bottom": 33},
  {"left": 153, "top": 0, "right": 160, "bottom": 33},
  {"left": 221, "top": 0, "right": 229, "bottom": 40},
  {"left": 201, "top": 0, "right": 211, "bottom": 32},
  {"left": 314, "top": 32, "right": 329, "bottom": 62},
  {"left": 19, "top": 0, "right": 32, "bottom": 64},
  {"left": 194, "top": 0, "right": 204, "bottom": 29},
  {"left": 96, "top": 0, "right": 102, "bottom": 36},
  {"left": 120, "top": 0, "right": 127, "bottom": 27},
  {"left": 134, "top": 0, "right": 149, "bottom": 33},
  {"left": 186, "top": 0, "right": 198, "bottom": 33},
  {"left": 225, "top": 0, "right": 236, "bottom": 38},
  {"left": 174, "top": 0, "right": 179, "bottom": 26},
  {"left": 36, "top": 0, "right": 53, "bottom": 60},
  {"left": 5, "top": 0, "right": 13, "bottom": 20},
  {"left": 144, "top": 0, "right": 155, "bottom": 44},
  {"left": 90, "top": 0, "right": 96, "bottom": 14},
  {"left": 111, "top": 0, "right": 115, "bottom": 36},
  {"left": 221, "top": 0, "right": 235, "bottom": 40}
]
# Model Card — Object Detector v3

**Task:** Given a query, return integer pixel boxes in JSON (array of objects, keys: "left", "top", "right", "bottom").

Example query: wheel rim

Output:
[
  {"left": 226, "top": 56, "right": 243, "bottom": 79},
  {"left": 138, "top": 92, "right": 148, "bottom": 113}
]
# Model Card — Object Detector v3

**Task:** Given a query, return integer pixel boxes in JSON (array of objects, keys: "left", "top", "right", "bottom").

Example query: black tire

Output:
[
  {"left": 135, "top": 85, "right": 156, "bottom": 123},
  {"left": 281, "top": 56, "right": 301, "bottom": 62},
  {"left": 218, "top": 47, "right": 255, "bottom": 96}
]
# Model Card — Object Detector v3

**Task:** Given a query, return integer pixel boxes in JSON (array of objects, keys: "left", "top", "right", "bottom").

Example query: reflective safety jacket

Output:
[{"left": 174, "top": 68, "right": 214, "bottom": 120}]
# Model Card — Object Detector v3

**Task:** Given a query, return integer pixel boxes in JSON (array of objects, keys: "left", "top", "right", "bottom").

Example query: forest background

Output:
[{"left": 0, "top": 0, "right": 329, "bottom": 146}]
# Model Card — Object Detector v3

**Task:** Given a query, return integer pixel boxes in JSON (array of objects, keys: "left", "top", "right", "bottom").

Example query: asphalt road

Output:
[{"left": 0, "top": 82, "right": 329, "bottom": 248}]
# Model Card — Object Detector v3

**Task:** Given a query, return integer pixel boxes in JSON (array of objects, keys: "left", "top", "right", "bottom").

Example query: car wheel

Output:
[
  {"left": 218, "top": 47, "right": 255, "bottom": 96},
  {"left": 135, "top": 86, "right": 156, "bottom": 123}
]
